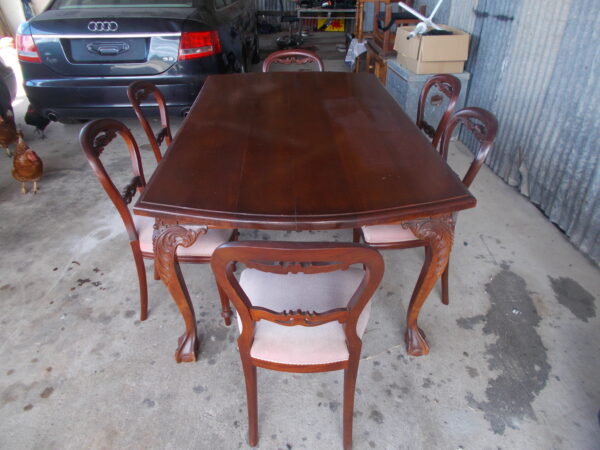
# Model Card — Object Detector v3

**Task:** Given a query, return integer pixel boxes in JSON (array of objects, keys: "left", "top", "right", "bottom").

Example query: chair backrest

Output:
[
  {"left": 262, "top": 49, "right": 325, "bottom": 72},
  {"left": 80, "top": 118, "right": 146, "bottom": 243},
  {"left": 127, "top": 81, "right": 172, "bottom": 162},
  {"left": 439, "top": 107, "right": 499, "bottom": 188},
  {"left": 416, "top": 74, "right": 461, "bottom": 148},
  {"left": 211, "top": 241, "right": 384, "bottom": 355}
]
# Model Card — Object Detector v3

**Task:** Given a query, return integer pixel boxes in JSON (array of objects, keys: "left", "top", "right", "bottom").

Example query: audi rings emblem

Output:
[{"left": 87, "top": 21, "right": 118, "bottom": 32}]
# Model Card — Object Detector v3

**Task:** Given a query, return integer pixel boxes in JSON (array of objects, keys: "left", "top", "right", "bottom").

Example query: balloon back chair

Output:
[
  {"left": 127, "top": 81, "right": 173, "bottom": 163},
  {"left": 211, "top": 241, "right": 384, "bottom": 449},
  {"left": 416, "top": 74, "right": 461, "bottom": 148},
  {"left": 80, "top": 118, "right": 236, "bottom": 323},
  {"left": 355, "top": 107, "right": 498, "bottom": 306}
]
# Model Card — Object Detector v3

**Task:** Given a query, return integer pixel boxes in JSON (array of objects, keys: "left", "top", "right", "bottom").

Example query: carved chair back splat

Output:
[
  {"left": 80, "top": 118, "right": 236, "bottom": 325},
  {"left": 416, "top": 74, "right": 461, "bottom": 148},
  {"left": 211, "top": 241, "right": 384, "bottom": 450},
  {"left": 355, "top": 106, "right": 498, "bottom": 307},
  {"left": 127, "top": 81, "right": 173, "bottom": 163},
  {"left": 262, "top": 49, "right": 325, "bottom": 72}
]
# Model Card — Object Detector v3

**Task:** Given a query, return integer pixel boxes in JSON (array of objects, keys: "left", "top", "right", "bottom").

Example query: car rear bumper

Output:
[{"left": 23, "top": 74, "right": 207, "bottom": 120}]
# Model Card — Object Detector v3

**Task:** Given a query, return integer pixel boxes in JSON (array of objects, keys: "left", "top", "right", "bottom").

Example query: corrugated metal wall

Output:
[{"left": 417, "top": 0, "right": 600, "bottom": 264}]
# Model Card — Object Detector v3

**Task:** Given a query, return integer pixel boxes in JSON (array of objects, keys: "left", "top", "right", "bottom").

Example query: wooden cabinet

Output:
[{"left": 354, "top": 0, "right": 424, "bottom": 83}]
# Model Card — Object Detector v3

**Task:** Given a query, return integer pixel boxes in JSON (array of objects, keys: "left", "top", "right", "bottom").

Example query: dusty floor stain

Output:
[
  {"left": 466, "top": 367, "right": 479, "bottom": 378},
  {"left": 459, "top": 266, "right": 551, "bottom": 434},
  {"left": 369, "top": 409, "right": 384, "bottom": 424},
  {"left": 549, "top": 276, "right": 596, "bottom": 322},
  {"left": 40, "top": 387, "right": 54, "bottom": 399}
]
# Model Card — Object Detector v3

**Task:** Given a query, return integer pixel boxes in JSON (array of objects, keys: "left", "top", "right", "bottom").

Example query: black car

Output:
[
  {"left": 16, "top": 0, "right": 258, "bottom": 121},
  {"left": 0, "top": 55, "right": 17, "bottom": 117}
]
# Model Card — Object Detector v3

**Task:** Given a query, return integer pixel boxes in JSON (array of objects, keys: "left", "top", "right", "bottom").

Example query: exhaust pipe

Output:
[{"left": 47, "top": 112, "right": 58, "bottom": 122}]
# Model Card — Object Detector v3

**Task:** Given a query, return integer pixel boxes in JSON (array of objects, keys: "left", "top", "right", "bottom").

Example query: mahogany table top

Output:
[{"left": 134, "top": 72, "right": 475, "bottom": 230}]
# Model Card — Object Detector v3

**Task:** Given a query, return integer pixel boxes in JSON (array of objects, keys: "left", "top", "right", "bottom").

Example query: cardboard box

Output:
[{"left": 393, "top": 25, "right": 470, "bottom": 74}]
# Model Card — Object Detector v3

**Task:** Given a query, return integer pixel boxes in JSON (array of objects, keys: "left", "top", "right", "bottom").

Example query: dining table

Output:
[{"left": 133, "top": 71, "right": 476, "bottom": 363}]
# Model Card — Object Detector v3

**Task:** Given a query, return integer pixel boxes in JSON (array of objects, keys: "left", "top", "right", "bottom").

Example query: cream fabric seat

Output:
[
  {"left": 238, "top": 268, "right": 371, "bottom": 366},
  {"left": 134, "top": 215, "right": 232, "bottom": 257},
  {"left": 361, "top": 224, "right": 417, "bottom": 244}
]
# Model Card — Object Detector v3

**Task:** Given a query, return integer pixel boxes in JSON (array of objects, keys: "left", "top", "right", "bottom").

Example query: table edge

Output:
[{"left": 133, "top": 195, "right": 476, "bottom": 230}]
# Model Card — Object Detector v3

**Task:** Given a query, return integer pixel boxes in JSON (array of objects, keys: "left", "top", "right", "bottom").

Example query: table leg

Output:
[
  {"left": 154, "top": 223, "right": 207, "bottom": 363},
  {"left": 402, "top": 214, "right": 455, "bottom": 356}
]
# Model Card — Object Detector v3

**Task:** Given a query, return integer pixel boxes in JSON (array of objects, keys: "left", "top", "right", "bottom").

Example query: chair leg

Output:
[
  {"left": 217, "top": 283, "right": 233, "bottom": 326},
  {"left": 131, "top": 242, "right": 148, "bottom": 321},
  {"left": 343, "top": 359, "right": 359, "bottom": 450},
  {"left": 441, "top": 259, "right": 449, "bottom": 305},
  {"left": 352, "top": 228, "right": 361, "bottom": 243},
  {"left": 241, "top": 357, "right": 258, "bottom": 447}
]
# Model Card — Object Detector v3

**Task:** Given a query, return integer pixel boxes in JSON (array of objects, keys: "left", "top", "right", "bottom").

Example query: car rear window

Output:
[{"left": 52, "top": 0, "right": 196, "bottom": 9}]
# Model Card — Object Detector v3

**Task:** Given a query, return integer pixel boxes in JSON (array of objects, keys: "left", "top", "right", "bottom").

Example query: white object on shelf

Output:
[{"left": 397, "top": 0, "right": 445, "bottom": 39}]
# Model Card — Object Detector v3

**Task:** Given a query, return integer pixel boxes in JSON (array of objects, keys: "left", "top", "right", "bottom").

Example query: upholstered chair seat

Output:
[
  {"left": 361, "top": 224, "right": 417, "bottom": 245},
  {"left": 238, "top": 268, "right": 370, "bottom": 365}
]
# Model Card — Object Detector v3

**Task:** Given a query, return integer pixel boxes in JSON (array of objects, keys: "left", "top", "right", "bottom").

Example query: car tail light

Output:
[
  {"left": 16, "top": 32, "right": 41, "bottom": 63},
  {"left": 178, "top": 31, "right": 221, "bottom": 60}
]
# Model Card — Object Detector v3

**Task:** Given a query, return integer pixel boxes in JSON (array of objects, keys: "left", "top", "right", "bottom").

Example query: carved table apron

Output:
[{"left": 134, "top": 72, "right": 475, "bottom": 363}]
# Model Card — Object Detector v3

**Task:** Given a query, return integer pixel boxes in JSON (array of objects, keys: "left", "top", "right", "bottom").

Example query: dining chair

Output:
[
  {"left": 262, "top": 49, "right": 325, "bottom": 72},
  {"left": 416, "top": 74, "right": 461, "bottom": 148},
  {"left": 80, "top": 118, "right": 236, "bottom": 323},
  {"left": 211, "top": 241, "right": 384, "bottom": 449},
  {"left": 127, "top": 81, "right": 172, "bottom": 163},
  {"left": 354, "top": 107, "right": 498, "bottom": 306}
]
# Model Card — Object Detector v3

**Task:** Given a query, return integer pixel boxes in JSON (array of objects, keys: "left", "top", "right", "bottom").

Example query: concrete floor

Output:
[{"left": 1, "top": 33, "right": 599, "bottom": 450}]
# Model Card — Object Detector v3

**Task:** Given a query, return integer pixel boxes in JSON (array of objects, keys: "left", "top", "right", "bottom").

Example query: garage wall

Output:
[
  {"left": 0, "top": 0, "right": 51, "bottom": 35},
  {"left": 0, "top": 0, "right": 26, "bottom": 35},
  {"left": 31, "top": 0, "right": 51, "bottom": 14},
  {"left": 415, "top": 0, "right": 600, "bottom": 265}
]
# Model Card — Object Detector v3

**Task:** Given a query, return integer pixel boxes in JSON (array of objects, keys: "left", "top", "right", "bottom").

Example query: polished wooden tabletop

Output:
[{"left": 134, "top": 72, "right": 475, "bottom": 229}]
